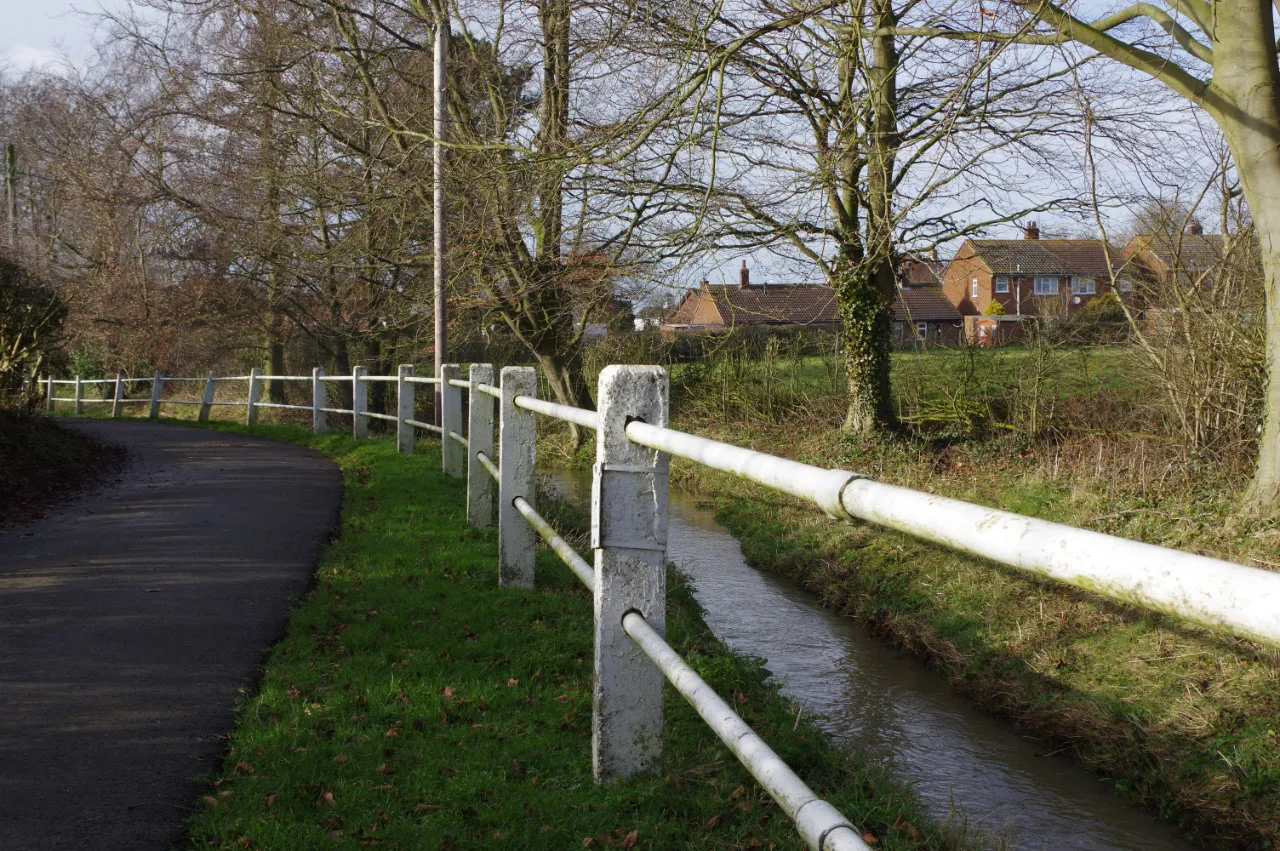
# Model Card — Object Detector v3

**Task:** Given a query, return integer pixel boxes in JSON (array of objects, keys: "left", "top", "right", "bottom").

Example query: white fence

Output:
[{"left": 44, "top": 364, "right": 1280, "bottom": 851}]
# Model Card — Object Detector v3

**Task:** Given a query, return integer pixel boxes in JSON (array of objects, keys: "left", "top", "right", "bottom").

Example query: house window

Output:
[
  {"left": 1117, "top": 276, "right": 1133, "bottom": 292},
  {"left": 995, "top": 277, "right": 1009, "bottom": 294},
  {"left": 915, "top": 321, "right": 929, "bottom": 341},
  {"left": 970, "top": 278, "right": 979, "bottom": 298},
  {"left": 1072, "top": 276, "right": 1096, "bottom": 295},
  {"left": 893, "top": 321, "right": 904, "bottom": 339},
  {"left": 1034, "top": 276, "right": 1059, "bottom": 295}
]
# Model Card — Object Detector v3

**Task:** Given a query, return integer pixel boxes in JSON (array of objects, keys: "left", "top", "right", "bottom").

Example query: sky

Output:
[{"left": 0, "top": 0, "right": 104, "bottom": 71}]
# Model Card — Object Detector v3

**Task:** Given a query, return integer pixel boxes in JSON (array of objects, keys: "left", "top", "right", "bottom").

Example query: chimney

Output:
[
  {"left": 1023, "top": 221, "right": 1040, "bottom": 240},
  {"left": 1187, "top": 221, "right": 1204, "bottom": 235},
  {"left": 739, "top": 260, "right": 750, "bottom": 288}
]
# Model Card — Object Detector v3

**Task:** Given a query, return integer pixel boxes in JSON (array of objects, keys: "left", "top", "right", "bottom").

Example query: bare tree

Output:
[
  {"left": 881, "top": 0, "right": 1280, "bottom": 511},
  {"left": 631, "top": 0, "right": 1090, "bottom": 433}
]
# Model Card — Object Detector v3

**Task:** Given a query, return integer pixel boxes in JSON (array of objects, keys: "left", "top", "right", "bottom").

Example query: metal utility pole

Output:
[
  {"left": 433, "top": 16, "right": 448, "bottom": 423},
  {"left": 4, "top": 143, "right": 16, "bottom": 252}
]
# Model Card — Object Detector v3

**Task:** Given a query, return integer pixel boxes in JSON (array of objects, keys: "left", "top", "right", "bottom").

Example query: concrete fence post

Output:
[
  {"left": 111, "top": 372, "right": 125, "bottom": 418},
  {"left": 312, "top": 368, "right": 326, "bottom": 434},
  {"left": 498, "top": 366, "right": 537, "bottom": 588},
  {"left": 352, "top": 365, "right": 368, "bottom": 439},
  {"left": 591, "top": 366, "right": 670, "bottom": 782},
  {"left": 246, "top": 367, "right": 262, "bottom": 425},
  {"left": 149, "top": 371, "right": 164, "bottom": 419},
  {"left": 46, "top": 376, "right": 54, "bottom": 412},
  {"left": 397, "top": 364, "right": 415, "bottom": 455},
  {"left": 441, "top": 363, "right": 464, "bottom": 477},
  {"left": 74, "top": 375, "right": 83, "bottom": 415},
  {"left": 198, "top": 371, "right": 216, "bottom": 422},
  {"left": 467, "top": 363, "right": 495, "bottom": 527}
]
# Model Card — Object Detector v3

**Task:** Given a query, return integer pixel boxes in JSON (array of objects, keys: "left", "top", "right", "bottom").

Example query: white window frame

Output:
[
  {"left": 1117, "top": 276, "right": 1133, "bottom": 293},
  {"left": 1072, "top": 276, "right": 1096, "bottom": 295},
  {"left": 994, "top": 277, "right": 1009, "bottom": 294},
  {"left": 970, "top": 278, "right": 979, "bottom": 298},
  {"left": 1033, "top": 276, "right": 1059, "bottom": 296},
  {"left": 915, "top": 321, "right": 929, "bottom": 341}
]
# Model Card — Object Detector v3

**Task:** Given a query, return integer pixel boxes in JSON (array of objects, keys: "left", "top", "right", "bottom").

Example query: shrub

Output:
[{"left": 0, "top": 256, "right": 67, "bottom": 409}]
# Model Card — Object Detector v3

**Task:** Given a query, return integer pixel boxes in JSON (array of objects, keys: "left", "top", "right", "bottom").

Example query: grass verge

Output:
[{"left": 164, "top": 419, "right": 988, "bottom": 851}]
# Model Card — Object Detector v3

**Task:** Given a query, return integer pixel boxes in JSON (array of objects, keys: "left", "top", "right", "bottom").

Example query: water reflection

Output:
[{"left": 546, "top": 471, "right": 1197, "bottom": 851}]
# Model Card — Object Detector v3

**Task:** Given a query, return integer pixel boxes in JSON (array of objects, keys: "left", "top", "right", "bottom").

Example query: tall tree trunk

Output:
[
  {"left": 533, "top": 341, "right": 592, "bottom": 447},
  {"left": 1215, "top": 0, "right": 1280, "bottom": 514},
  {"left": 333, "top": 337, "right": 353, "bottom": 410},
  {"left": 268, "top": 328, "right": 286, "bottom": 403},
  {"left": 839, "top": 0, "right": 899, "bottom": 436},
  {"left": 834, "top": 255, "right": 896, "bottom": 433}
]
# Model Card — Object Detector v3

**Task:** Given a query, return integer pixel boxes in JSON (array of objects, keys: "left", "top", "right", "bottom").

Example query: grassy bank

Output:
[
  {"left": 166, "top": 419, "right": 987, "bottom": 851},
  {"left": 586, "top": 369, "right": 1279, "bottom": 850},
  {"left": 0, "top": 408, "right": 118, "bottom": 525}
]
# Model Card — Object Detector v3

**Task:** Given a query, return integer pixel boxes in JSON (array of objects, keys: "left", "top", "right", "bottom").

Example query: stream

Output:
[{"left": 546, "top": 470, "right": 1198, "bottom": 851}]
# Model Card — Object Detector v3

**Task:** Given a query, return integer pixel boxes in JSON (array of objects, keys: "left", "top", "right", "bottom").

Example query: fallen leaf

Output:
[
  {"left": 333, "top": 754, "right": 349, "bottom": 764},
  {"left": 234, "top": 760, "right": 255, "bottom": 775},
  {"left": 202, "top": 795, "right": 219, "bottom": 808},
  {"left": 861, "top": 833, "right": 878, "bottom": 846},
  {"left": 892, "top": 815, "right": 923, "bottom": 842},
  {"left": 375, "top": 763, "right": 395, "bottom": 775},
  {"left": 706, "top": 815, "right": 721, "bottom": 828},
  {"left": 441, "top": 686, "right": 455, "bottom": 699},
  {"left": 620, "top": 830, "right": 638, "bottom": 848},
  {"left": 730, "top": 785, "right": 746, "bottom": 800},
  {"left": 507, "top": 678, "right": 518, "bottom": 687},
  {"left": 318, "top": 790, "right": 337, "bottom": 806}
]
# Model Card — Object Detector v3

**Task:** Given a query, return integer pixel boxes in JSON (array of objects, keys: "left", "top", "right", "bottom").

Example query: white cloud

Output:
[{"left": 1, "top": 44, "right": 66, "bottom": 71}]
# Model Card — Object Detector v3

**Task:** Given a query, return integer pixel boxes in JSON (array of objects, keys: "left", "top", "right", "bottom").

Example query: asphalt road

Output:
[{"left": 0, "top": 420, "right": 342, "bottom": 851}]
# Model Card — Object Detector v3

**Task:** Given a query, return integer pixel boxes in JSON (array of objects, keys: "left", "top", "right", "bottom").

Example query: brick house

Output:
[
  {"left": 1120, "top": 223, "right": 1225, "bottom": 288},
  {"left": 664, "top": 262, "right": 962, "bottom": 346},
  {"left": 942, "top": 222, "right": 1133, "bottom": 320}
]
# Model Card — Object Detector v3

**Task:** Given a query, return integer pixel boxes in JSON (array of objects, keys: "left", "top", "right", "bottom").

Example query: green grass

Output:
[{"left": 111, "top": 418, "right": 991, "bottom": 851}]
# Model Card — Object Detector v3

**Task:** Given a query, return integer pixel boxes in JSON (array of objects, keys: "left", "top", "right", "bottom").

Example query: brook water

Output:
[{"left": 548, "top": 471, "right": 1197, "bottom": 850}]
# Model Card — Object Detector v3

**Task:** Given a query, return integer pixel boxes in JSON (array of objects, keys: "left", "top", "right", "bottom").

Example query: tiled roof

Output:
[
  {"left": 705, "top": 284, "right": 839, "bottom": 325},
  {"left": 966, "top": 239, "right": 1122, "bottom": 276},
  {"left": 664, "top": 290, "right": 701, "bottom": 325},
  {"left": 662, "top": 283, "right": 959, "bottom": 326},
  {"left": 893, "top": 287, "right": 961, "bottom": 321},
  {"left": 1126, "top": 233, "right": 1224, "bottom": 272}
]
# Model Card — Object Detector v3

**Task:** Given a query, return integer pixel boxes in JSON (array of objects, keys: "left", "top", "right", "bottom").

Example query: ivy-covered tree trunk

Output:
[
  {"left": 832, "top": 258, "right": 897, "bottom": 435},
  {"left": 832, "top": 0, "right": 899, "bottom": 437}
]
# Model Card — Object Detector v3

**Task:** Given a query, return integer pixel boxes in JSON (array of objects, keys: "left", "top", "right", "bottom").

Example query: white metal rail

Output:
[{"left": 46, "top": 359, "right": 1280, "bottom": 851}]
